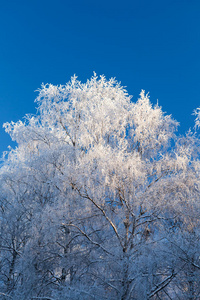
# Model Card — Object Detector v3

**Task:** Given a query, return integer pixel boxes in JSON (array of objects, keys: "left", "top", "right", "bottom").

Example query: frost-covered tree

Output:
[{"left": 1, "top": 74, "right": 200, "bottom": 299}]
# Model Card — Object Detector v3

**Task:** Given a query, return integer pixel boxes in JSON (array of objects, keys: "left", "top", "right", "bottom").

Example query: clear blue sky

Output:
[{"left": 0, "top": 0, "right": 200, "bottom": 155}]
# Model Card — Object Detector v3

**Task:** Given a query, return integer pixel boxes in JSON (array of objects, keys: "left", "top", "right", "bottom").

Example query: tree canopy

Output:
[{"left": 1, "top": 74, "right": 200, "bottom": 299}]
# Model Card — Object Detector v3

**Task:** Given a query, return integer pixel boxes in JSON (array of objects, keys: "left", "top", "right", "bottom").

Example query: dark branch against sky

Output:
[{"left": 0, "top": 0, "right": 199, "bottom": 154}]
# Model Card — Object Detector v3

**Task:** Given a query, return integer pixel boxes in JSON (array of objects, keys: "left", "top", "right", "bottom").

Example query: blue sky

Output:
[{"left": 0, "top": 0, "right": 200, "bottom": 155}]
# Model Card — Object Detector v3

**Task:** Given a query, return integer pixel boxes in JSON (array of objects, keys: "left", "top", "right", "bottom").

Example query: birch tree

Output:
[{"left": 1, "top": 74, "right": 200, "bottom": 299}]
